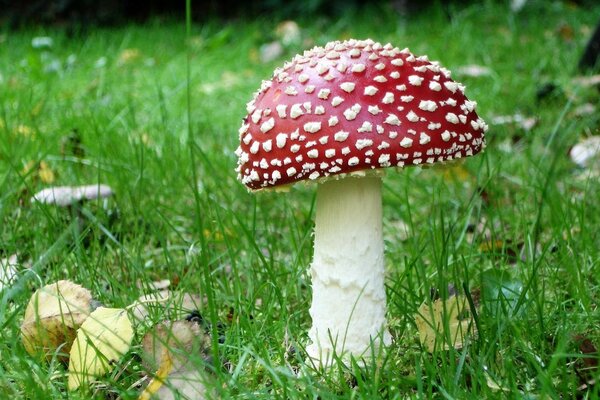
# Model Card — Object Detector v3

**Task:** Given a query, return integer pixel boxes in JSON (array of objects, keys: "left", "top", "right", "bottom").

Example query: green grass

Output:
[{"left": 1, "top": 1, "right": 600, "bottom": 398}]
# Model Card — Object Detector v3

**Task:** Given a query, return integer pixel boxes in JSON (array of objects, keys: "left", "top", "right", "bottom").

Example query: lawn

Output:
[{"left": 1, "top": 1, "right": 600, "bottom": 398}]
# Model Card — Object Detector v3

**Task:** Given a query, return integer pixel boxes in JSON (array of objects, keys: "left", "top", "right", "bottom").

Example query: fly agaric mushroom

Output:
[{"left": 235, "top": 39, "right": 487, "bottom": 365}]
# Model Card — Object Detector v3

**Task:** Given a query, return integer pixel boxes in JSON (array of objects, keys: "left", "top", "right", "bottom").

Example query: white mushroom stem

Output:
[{"left": 306, "top": 176, "right": 391, "bottom": 366}]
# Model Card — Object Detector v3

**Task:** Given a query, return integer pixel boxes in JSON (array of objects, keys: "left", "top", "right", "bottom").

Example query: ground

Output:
[{"left": 0, "top": 1, "right": 599, "bottom": 398}]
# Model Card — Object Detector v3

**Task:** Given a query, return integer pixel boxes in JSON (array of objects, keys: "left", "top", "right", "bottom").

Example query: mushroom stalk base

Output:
[{"left": 307, "top": 177, "right": 391, "bottom": 366}]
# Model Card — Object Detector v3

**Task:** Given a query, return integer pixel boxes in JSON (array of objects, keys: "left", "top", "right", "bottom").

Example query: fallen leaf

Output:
[
  {"left": 438, "top": 163, "right": 473, "bottom": 183},
  {"left": 570, "top": 136, "right": 600, "bottom": 168},
  {"left": 573, "top": 75, "right": 600, "bottom": 87},
  {"left": 130, "top": 291, "right": 202, "bottom": 323},
  {"left": 0, "top": 254, "right": 18, "bottom": 291},
  {"left": 38, "top": 161, "right": 55, "bottom": 184},
  {"left": 118, "top": 48, "right": 142, "bottom": 65},
  {"left": 68, "top": 307, "right": 134, "bottom": 390},
  {"left": 30, "top": 184, "right": 114, "bottom": 206},
  {"left": 571, "top": 103, "right": 596, "bottom": 118},
  {"left": 415, "top": 293, "right": 476, "bottom": 352},
  {"left": 139, "top": 320, "right": 211, "bottom": 400},
  {"left": 15, "top": 124, "right": 34, "bottom": 137},
  {"left": 149, "top": 368, "right": 208, "bottom": 400},
  {"left": 21, "top": 280, "right": 93, "bottom": 359},
  {"left": 456, "top": 64, "right": 492, "bottom": 77}
]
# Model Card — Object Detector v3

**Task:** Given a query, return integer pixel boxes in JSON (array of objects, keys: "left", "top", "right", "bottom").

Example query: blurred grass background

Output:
[{"left": 1, "top": 0, "right": 600, "bottom": 398}]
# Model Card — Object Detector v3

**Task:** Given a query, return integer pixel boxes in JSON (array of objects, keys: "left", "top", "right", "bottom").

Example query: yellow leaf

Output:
[
  {"left": 16, "top": 124, "right": 34, "bottom": 137},
  {"left": 138, "top": 348, "right": 174, "bottom": 400},
  {"left": 118, "top": 48, "right": 142, "bottom": 65},
  {"left": 38, "top": 161, "right": 55, "bottom": 184},
  {"left": 415, "top": 295, "right": 475, "bottom": 352},
  {"left": 68, "top": 307, "right": 134, "bottom": 390},
  {"left": 21, "top": 280, "right": 93, "bottom": 360}
]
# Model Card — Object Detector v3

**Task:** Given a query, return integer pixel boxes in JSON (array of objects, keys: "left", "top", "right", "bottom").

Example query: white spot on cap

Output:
[
  {"left": 382, "top": 92, "right": 395, "bottom": 104},
  {"left": 384, "top": 113, "right": 401, "bottom": 126},
  {"left": 304, "top": 122, "right": 322, "bottom": 133},
  {"left": 285, "top": 86, "right": 298, "bottom": 95},
  {"left": 400, "top": 95, "right": 414, "bottom": 103},
  {"left": 357, "top": 121, "right": 373, "bottom": 133},
  {"left": 396, "top": 84, "right": 407, "bottom": 91},
  {"left": 309, "top": 171, "right": 320, "bottom": 180},
  {"left": 290, "top": 144, "right": 300, "bottom": 152},
  {"left": 325, "top": 149, "right": 335, "bottom": 158},
  {"left": 260, "top": 117, "right": 275, "bottom": 133},
  {"left": 276, "top": 133, "right": 287, "bottom": 148},
  {"left": 390, "top": 71, "right": 400, "bottom": 79},
  {"left": 406, "top": 110, "right": 419, "bottom": 122},
  {"left": 375, "top": 62, "right": 385, "bottom": 70},
  {"left": 318, "top": 88, "right": 331, "bottom": 100},
  {"left": 250, "top": 141, "right": 260, "bottom": 154},
  {"left": 243, "top": 133, "right": 252, "bottom": 145},
  {"left": 373, "top": 75, "right": 387, "bottom": 83},
  {"left": 351, "top": 63, "right": 366, "bottom": 72},
  {"left": 364, "top": 86, "right": 378, "bottom": 96},
  {"left": 429, "top": 81, "right": 442, "bottom": 91},
  {"left": 343, "top": 103, "right": 362, "bottom": 121},
  {"left": 251, "top": 109, "right": 262, "bottom": 124},
  {"left": 307, "top": 149, "right": 319, "bottom": 158},
  {"left": 316, "top": 64, "right": 329, "bottom": 75},
  {"left": 400, "top": 137, "right": 413, "bottom": 148},
  {"left": 418, "top": 100, "right": 438, "bottom": 112},
  {"left": 331, "top": 96, "right": 344, "bottom": 107},
  {"left": 368, "top": 105, "right": 382, "bottom": 115},
  {"left": 349, "top": 48, "right": 361, "bottom": 58},
  {"left": 348, "top": 156, "right": 360, "bottom": 166},
  {"left": 262, "top": 140, "right": 273, "bottom": 152},
  {"left": 315, "top": 105, "right": 325, "bottom": 115},
  {"left": 334, "top": 130, "right": 349, "bottom": 142},
  {"left": 305, "top": 85, "right": 316, "bottom": 93},
  {"left": 419, "top": 132, "right": 431, "bottom": 145},
  {"left": 298, "top": 74, "right": 309, "bottom": 83},
  {"left": 445, "top": 112, "right": 459, "bottom": 124},
  {"left": 340, "top": 82, "right": 356, "bottom": 93},
  {"left": 391, "top": 58, "right": 404, "bottom": 66},
  {"left": 355, "top": 139, "right": 373, "bottom": 149},
  {"left": 290, "top": 104, "right": 304, "bottom": 119},
  {"left": 328, "top": 116, "right": 339, "bottom": 127},
  {"left": 408, "top": 75, "right": 424, "bottom": 86},
  {"left": 276, "top": 104, "right": 287, "bottom": 118},
  {"left": 286, "top": 167, "right": 297, "bottom": 177},
  {"left": 444, "top": 81, "right": 459, "bottom": 93},
  {"left": 459, "top": 114, "right": 467, "bottom": 124},
  {"left": 441, "top": 130, "right": 451, "bottom": 141},
  {"left": 378, "top": 154, "right": 391, "bottom": 166}
]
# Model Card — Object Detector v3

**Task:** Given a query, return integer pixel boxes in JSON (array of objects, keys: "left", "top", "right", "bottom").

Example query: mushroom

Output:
[
  {"left": 31, "top": 184, "right": 114, "bottom": 207},
  {"left": 235, "top": 39, "right": 487, "bottom": 366}
]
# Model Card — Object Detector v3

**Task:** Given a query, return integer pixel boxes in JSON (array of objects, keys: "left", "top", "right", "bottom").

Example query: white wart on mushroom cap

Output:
[{"left": 236, "top": 39, "right": 488, "bottom": 190}]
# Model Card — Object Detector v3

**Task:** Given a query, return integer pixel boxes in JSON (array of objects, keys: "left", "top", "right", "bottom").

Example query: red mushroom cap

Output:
[{"left": 236, "top": 39, "right": 487, "bottom": 190}]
